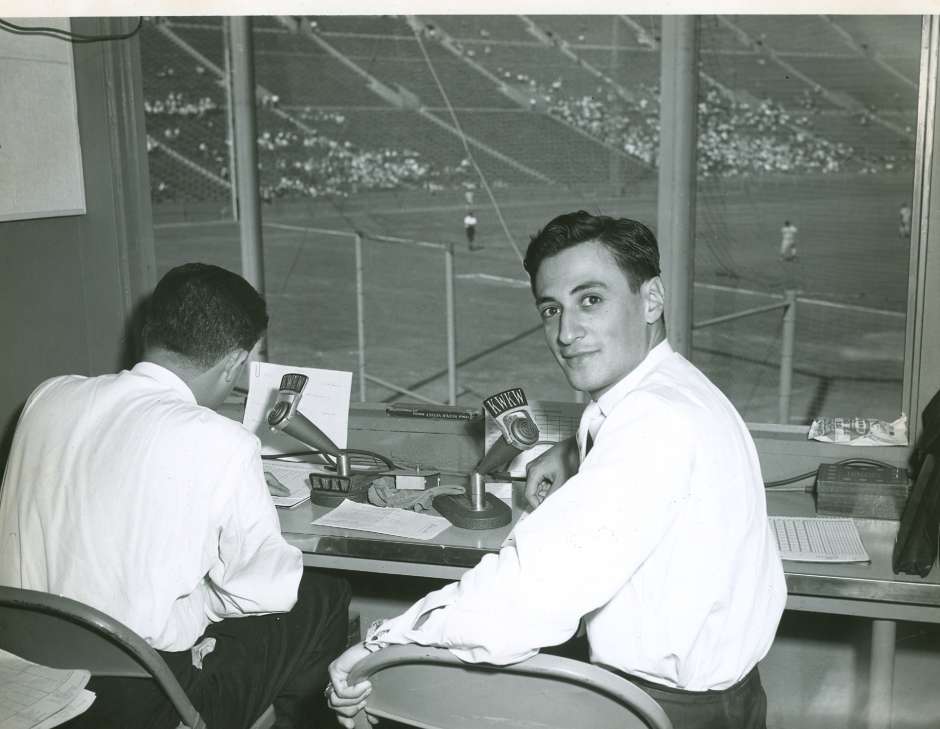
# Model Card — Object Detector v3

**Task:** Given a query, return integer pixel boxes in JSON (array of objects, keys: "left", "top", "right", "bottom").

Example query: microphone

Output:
[
  {"left": 434, "top": 387, "right": 540, "bottom": 530},
  {"left": 265, "top": 374, "right": 397, "bottom": 506},
  {"left": 266, "top": 374, "right": 358, "bottom": 505},
  {"left": 474, "top": 387, "right": 540, "bottom": 477},
  {"left": 268, "top": 373, "right": 342, "bottom": 460}
]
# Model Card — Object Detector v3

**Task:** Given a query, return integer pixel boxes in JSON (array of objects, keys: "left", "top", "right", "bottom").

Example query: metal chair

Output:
[
  {"left": 0, "top": 586, "right": 274, "bottom": 729},
  {"left": 347, "top": 644, "right": 673, "bottom": 729}
]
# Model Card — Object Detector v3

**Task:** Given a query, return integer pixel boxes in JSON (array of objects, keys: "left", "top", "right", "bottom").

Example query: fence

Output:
[
  {"left": 266, "top": 221, "right": 804, "bottom": 418},
  {"left": 693, "top": 290, "right": 798, "bottom": 424},
  {"left": 265, "top": 223, "right": 459, "bottom": 406}
]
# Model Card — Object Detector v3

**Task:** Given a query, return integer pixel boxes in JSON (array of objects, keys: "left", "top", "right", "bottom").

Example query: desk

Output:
[{"left": 279, "top": 490, "right": 940, "bottom": 729}]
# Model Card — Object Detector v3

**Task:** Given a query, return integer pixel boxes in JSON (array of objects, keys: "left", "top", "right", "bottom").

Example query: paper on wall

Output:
[{"left": 243, "top": 362, "right": 352, "bottom": 456}]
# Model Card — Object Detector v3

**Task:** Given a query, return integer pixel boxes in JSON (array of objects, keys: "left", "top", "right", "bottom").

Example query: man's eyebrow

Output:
[
  {"left": 535, "top": 280, "right": 608, "bottom": 306},
  {"left": 571, "top": 281, "right": 608, "bottom": 294}
]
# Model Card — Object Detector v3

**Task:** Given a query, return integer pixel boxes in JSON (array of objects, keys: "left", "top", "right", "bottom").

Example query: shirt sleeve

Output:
[
  {"left": 369, "top": 390, "right": 695, "bottom": 664},
  {"left": 204, "top": 439, "right": 303, "bottom": 619}
]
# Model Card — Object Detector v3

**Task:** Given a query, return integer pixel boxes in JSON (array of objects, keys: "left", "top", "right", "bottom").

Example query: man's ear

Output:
[
  {"left": 222, "top": 349, "right": 250, "bottom": 382},
  {"left": 642, "top": 277, "right": 665, "bottom": 324}
]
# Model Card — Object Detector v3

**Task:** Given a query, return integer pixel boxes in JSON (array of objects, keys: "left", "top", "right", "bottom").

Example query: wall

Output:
[{"left": 0, "top": 17, "right": 155, "bottom": 467}]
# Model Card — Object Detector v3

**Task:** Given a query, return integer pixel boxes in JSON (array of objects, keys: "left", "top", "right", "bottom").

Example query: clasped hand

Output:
[
  {"left": 523, "top": 436, "right": 579, "bottom": 509},
  {"left": 327, "top": 642, "right": 376, "bottom": 728}
]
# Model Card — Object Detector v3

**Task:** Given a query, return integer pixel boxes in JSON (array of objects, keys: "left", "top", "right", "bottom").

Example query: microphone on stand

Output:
[
  {"left": 266, "top": 373, "right": 389, "bottom": 505},
  {"left": 434, "top": 387, "right": 540, "bottom": 530}
]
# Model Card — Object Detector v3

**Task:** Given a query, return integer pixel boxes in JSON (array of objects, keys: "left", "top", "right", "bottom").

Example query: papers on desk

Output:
[
  {"left": 770, "top": 516, "right": 871, "bottom": 563},
  {"left": 263, "top": 460, "right": 325, "bottom": 508},
  {"left": 313, "top": 500, "right": 451, "bottom": 540},
  {"left": 0, "top": 649, "right": 95, "bottom": 729},
  {"left": 243, "top": 362, "right": 351, "bottom": 456}
]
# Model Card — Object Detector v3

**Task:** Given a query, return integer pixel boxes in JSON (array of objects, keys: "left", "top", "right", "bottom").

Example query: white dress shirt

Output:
[
  {"left": 366, "top": 341, "right": 787, "bottom": 690},
  {"left": 0, "top": 362, "right": 302, "bottom": 651}
]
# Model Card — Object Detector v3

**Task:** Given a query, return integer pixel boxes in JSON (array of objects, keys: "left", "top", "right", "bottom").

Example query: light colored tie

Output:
[{"left": 578, "top": 400, "right": 605, "bottom": 461}]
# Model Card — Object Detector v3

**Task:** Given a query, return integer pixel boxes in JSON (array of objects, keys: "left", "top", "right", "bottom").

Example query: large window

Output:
[{"left": 141, "top": 15, "right": 920, "bottom": 422}]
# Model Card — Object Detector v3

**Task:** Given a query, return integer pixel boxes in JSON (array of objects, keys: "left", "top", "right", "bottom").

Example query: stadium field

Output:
[{"left": 153, "top": 172, "right": 912, "bottom": 425}]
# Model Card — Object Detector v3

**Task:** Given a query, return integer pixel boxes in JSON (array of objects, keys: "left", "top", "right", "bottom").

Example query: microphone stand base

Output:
[
  {"left": 310, "top": 472, "right": 383, "bottom": 506},
  {"left": 433, "top": 492, "right": 511, "bottom": 530}
]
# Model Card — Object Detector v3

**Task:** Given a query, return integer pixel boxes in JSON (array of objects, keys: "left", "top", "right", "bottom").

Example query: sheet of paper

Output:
[
  {"left": 243, "top": 362, "right": 352, "bottom": 456},
  {"left": 769, "top": 516, "right": 871, "bottom": 563},
  {"left": 312, "top": 500, "right": 452, "bottom": 540},
  {"left": 0, "top": 649, "right": 95, "bottom": 729},
  {"left": 263, "top": 460, "right": 331, "bottom": 508},
  {"left": 32, "top": 691, "right": 95, "bottom": 729},
  {"left": 484, "top": 401, "right": 581, "bottom": 478}
]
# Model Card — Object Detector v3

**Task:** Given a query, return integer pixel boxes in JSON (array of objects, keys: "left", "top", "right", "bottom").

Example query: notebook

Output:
[{"left": 770, "top": 516, "right": 871, "bottom": 563}]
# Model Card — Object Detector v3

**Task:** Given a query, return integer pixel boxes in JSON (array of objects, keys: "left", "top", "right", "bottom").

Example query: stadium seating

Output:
[{"left": 139, "top": 15, "right": 921, "bottom": 204}]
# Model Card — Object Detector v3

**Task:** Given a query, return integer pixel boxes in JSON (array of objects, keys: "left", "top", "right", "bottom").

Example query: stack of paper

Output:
[
  {"left": 770, "top": 516, "right": 871, "bottom": 563},
  {"left": 313, "top": 500, "right": 452, "bottom": 540},
  {"left": 0, "top": 649, "right": 95, "bottom": 729}
]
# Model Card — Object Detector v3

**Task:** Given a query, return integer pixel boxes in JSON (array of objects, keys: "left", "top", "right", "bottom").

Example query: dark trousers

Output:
[
  {"left": 65, "top": 570, "right": 351, "bottom": 729},
  {"left": 610, "top": 665, "right": 768, "bottom": 729}
]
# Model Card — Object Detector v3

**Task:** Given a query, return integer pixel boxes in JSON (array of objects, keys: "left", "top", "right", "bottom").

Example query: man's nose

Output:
[{"left": 557, "top": 310, "right": 583, "bottom": 345}]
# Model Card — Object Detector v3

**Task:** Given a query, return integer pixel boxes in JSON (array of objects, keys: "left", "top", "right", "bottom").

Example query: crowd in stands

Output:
[
  {"left": 146, "top": 94, "right": 477, "bottom": 202},
  {"left": 499, "top": 67, "right": 877, "bottom": 177},
  {"left": 144, "top": 45, "right": 913, "bottom": 203}
]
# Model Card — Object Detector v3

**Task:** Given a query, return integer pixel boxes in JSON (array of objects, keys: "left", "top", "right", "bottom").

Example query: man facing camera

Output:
[
  {"left": 328, "top": 212, "right": 786, "bottom": 729},
  {"left": 0, "top": 263, "right": 350, "bottom": 729}
]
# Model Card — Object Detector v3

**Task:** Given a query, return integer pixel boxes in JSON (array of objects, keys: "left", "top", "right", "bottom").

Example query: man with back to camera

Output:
[
  {"left": 0, "top": 263, "right": 350, "bottom": 729},
  {"left": 327, "top": 211, "right": 787, "bottom": 729}
]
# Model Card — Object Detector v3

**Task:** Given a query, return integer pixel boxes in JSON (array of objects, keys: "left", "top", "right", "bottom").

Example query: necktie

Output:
[{"left": 578, "top": 401, "right": 604, "bottom": 461}]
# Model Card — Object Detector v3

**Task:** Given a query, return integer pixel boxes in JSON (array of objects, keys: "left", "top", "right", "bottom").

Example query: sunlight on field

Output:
[{"left": 154, "top": 173, "right": 910, "bottom": 424}]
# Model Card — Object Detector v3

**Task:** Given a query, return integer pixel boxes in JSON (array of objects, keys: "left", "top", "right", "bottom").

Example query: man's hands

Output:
[
  {"left": 523, "top": 436, "right": 579, "bottom": 509},
  {"left": 327, "top": 642, "right": 376, "bottom": 728}
]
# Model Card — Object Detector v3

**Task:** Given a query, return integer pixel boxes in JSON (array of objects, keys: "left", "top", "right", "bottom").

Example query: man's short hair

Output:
[
  {"left": 140, "top": 263, "right": 268, "bottom": 368},
  {"left": 523, "top": 211, "right": 661, "bottom": 293}
]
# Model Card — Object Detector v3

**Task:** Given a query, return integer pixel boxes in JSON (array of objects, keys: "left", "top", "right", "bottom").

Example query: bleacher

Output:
[{"left": 139, "top": 14, "right": 922, "bottom": 204}]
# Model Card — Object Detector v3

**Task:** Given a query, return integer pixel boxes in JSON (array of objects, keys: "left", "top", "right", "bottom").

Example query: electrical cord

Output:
[
  {"left": 262, "top": 450, "right": 337, "bottom": 467},
  {"left": 263, "top": 448, "right": 398, "bottom": 472},
  {"left": 344, "top": 449, "right": 399, "bottom": 472},
  {"left": 764, "top": 457, "right": 903, "bottom": 490},
  {"left": 0, "top": 18, "right": 143, "bottom": 43}
]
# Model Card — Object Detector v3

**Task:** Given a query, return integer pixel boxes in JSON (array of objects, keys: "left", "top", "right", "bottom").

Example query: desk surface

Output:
[{"left": 279, "top": 489, "right": 940, "bottom": 623}]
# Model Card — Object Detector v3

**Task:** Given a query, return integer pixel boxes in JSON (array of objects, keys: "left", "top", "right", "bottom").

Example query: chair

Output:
[
  {"left": 0, "top": 586, "right": 274, "bottom": 729},
  {"left": 347, "top": 644, "right": 673, "bottom": 729}
]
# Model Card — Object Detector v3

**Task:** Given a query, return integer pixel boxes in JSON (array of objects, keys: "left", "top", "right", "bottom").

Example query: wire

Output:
[
  {"left": 344, "top": 448, "right": 399, "bottom": 471},
  {"left": 0, "top": 18, "right": 143, "bottom": 43},
  {"left": 261, "top": 450, "right": 337, "bottom": 467},
  {"left": 764, "top": 457, "right": 903, "bottom": 489},
  {"left": 409, "top": 21, "right": 525, "bottom": 264}
]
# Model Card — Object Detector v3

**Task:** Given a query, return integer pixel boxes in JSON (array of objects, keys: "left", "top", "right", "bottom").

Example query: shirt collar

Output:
[
  {"left": 594, "top": 340, "right": 675, "bottom": 417},
  {"left": 131, "top": 361, "right": 197, "bottom": 405}
]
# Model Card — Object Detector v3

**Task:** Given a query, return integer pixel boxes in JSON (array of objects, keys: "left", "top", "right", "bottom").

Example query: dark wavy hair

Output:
[
  {"left": 523, "top": 211, "right": 661, "bottom": 293},
  {"left": 140, "top": 263, "right": 268, "bottom": 368}
]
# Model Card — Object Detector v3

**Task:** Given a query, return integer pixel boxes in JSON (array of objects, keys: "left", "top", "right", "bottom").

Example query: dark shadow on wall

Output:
[
  {"left": 119, "top": 295, "right": 151, "bottom": 372},
  {"left": 1, "top": 295, "right": 152, "bottom": 480},
  {"left": 0, "top": 404, "right": 24, "bottom": 484}
]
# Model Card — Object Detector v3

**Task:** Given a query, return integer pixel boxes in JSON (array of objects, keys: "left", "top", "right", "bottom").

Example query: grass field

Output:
[{"left": 153, "top": 172, "right": 913, "bottom": 425}]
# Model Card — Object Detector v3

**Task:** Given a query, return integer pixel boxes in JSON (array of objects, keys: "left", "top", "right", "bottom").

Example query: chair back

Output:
[
  {"left": 0, "top": 586, "right": 205, "bottom": 729},
  {"left": 347, "top": 644, "right": 672, "bottom": 729}
]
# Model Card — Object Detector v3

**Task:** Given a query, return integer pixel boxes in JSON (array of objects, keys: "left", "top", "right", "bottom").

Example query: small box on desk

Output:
[{"left": 815, "top": 462, "right": 911, "bottom": 520}]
